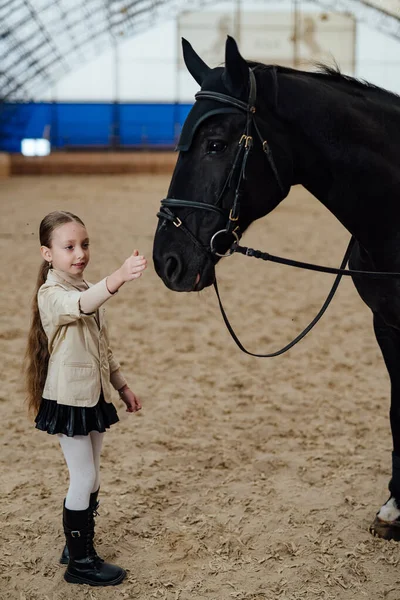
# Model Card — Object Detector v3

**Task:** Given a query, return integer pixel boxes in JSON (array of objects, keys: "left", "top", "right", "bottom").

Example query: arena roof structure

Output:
[
  {"left": 0, "top": 0, "right": 399, "bottom": 101},
  {"left": 314, "top": 0, "right": 400, "bottom": 38}
]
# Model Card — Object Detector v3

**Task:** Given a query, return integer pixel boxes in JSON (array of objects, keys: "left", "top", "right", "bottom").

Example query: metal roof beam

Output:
[{"left": 311, "top": 0, "right": 400, "bottom": 40}]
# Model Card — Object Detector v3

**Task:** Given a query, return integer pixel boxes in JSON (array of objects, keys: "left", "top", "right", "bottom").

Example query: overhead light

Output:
[{"left": 21, "top": 138, "right": 51, "bottom": 157}]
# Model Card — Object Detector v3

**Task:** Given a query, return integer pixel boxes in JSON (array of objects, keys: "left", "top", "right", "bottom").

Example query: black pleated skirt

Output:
[{"left": 35, "top": 393, "right": 119, "bottom": 437}]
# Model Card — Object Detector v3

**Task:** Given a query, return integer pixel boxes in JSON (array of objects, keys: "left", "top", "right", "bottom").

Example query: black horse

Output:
[{"left": 153, "top": 36, "right": 400, "bottom": 539}]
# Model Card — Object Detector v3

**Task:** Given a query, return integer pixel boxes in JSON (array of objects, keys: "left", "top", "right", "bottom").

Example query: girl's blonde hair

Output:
[{"left": 25, "top": 210, "right": 86, "bottom": 415}]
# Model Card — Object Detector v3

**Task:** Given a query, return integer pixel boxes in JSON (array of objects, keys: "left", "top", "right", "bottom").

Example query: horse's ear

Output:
[
  {"left": 223, "top": 35, "right": 249, "bottom": 95},
  {"left": 182, "top": 38, "right": 211, "bottom": 86}
]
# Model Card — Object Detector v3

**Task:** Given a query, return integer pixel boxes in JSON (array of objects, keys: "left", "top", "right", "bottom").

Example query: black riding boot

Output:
[
  {"left": 60, "top": 489, "right": 101, "bottom": 565},
  {"left": 63, "top": 503, "right": 126, "bottom": 586}
]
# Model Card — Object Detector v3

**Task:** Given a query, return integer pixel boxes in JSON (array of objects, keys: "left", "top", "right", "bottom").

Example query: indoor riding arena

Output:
[{"left": 1, "top": 2, "right": 400, "bottom": 599}]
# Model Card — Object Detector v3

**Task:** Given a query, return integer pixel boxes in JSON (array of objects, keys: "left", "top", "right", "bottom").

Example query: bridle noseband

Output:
[{"left": 157, "top": 68, "right": 285, "bottom": 258}]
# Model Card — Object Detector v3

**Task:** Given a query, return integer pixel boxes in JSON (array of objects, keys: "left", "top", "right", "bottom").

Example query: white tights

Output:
[{"left": 58, "top": 431, "right": 104, "bottom": 510}]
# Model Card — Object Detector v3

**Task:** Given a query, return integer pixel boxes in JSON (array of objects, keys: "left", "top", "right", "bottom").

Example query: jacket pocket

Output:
[
  {"left": 58, "top": 364, "right": 100, "bottom": 404},
  {"left": 64, "top": 362, "right": 94, "bottom": 369},
  {"left": 63, "top": 364, "right": 96, "bottom": 383}
]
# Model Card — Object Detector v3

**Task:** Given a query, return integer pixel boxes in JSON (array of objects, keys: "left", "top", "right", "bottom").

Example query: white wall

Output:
[{"left": 39, "top": 1, "right": 400, "bottom": 102}]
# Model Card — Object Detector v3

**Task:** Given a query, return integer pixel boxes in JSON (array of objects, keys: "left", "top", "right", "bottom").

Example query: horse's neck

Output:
[{"left": 275, "top": 71, "right": 400, "bottom": 245}]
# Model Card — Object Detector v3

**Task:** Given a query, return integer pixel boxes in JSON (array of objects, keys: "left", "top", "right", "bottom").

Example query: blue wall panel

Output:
[{"left": 0, "top": 102, "right": 193, "bottom": 152}]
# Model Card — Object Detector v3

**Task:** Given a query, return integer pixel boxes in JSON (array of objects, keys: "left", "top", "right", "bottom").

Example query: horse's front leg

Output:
[{"left": 370, "top": 313, "right": 400, "bottom": 540}]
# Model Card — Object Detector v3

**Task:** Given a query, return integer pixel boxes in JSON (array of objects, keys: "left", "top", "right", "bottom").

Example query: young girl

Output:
[{"left": 25, "top": 210, "right": 147, "bottom": 587}]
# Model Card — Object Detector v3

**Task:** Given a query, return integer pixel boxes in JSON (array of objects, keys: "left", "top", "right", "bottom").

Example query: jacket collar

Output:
[{"left": 47, "top": 269, "right": 89, "bottom": 292}]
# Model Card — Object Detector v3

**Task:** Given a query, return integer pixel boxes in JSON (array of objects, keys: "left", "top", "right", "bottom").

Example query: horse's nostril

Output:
[{"left": 165, "top": 256, "right": 179, "bottom": 281}]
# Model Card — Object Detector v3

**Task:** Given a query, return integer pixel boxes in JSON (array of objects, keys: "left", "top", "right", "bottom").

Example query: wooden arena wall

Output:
[
  {"left": 0, "top": 153, "right": 11, "bottom": 178},
  {"left": 7, "top": 152, "right": 177, "bottom": 176}
]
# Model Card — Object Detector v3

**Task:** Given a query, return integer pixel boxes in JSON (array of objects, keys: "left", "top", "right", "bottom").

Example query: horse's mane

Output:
[
  {"left": 247, "top": 60, "right": 400, "bottom": 102},
  {"left": 314, "top": 63, "right": 400, "bottom": 100}
]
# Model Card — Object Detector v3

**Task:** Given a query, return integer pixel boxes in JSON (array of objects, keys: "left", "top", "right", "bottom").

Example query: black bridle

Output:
[
  {"left": 158, "top": 69, "right": 285, "bottom": 259},
  {"left": 157, "top": 69, "right": 400, "bottom": 358}
]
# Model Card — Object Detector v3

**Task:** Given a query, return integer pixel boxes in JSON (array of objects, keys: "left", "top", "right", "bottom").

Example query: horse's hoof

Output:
[{"left": 369, "top": 515, "right": 400, "bottom": 541}]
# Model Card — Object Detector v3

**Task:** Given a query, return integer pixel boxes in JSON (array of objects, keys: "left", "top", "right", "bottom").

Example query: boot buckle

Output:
[{"left": 71, "top": 530, "right": 81, "bottom": 538}]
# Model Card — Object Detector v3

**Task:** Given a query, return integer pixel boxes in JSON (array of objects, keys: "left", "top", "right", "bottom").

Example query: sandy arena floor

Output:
[{"left": 1, "top": 174, "right": 400, "bottom": 600}]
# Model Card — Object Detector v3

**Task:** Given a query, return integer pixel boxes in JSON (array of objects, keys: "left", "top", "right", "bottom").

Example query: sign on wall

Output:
[{"left": 178, "top": 11, "right": 356, "bottom": 74}]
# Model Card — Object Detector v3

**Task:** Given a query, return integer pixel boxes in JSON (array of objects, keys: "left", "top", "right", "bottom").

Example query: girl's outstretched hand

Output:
[
  {"left": 106, "top": 250, "right": 147, "bottom": 294},
  {"left": 118, "top": 386, "right": 142, "bottom": 413},
  {"left": 120, "top": 250, "right": 147, "bottom": 283}
]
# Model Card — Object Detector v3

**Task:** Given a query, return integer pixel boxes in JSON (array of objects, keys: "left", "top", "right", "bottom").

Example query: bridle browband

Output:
[{"left": 156, "top": 68, "right": 400, "bottom": 358}]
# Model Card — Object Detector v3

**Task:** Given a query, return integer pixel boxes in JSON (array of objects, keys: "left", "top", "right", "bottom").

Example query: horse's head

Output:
[{"left": 153, "top": 36, "right": 293, "bottom": 292}]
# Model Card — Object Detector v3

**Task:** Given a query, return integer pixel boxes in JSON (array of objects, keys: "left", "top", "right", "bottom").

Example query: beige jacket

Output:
[{"left": 38, "top": 269, "right": 127, "bottom": 407}]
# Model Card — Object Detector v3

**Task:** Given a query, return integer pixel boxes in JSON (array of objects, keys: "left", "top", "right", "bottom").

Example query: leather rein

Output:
[{"left": 157, "top": 69, "right": 400, "bottom": 358}]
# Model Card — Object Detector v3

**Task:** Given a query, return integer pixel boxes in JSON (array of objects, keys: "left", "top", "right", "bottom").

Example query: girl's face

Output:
[{"left": 41, "top": 221, "right": 90, "bottom": 276}]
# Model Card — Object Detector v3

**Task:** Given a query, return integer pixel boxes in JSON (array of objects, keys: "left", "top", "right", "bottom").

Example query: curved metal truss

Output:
[
  {"left": 0, "top": 0, "right": 399, "bottom": 101},
  {"left": 0, "top": 0, "right": 218, "bottom": 100},
  {"left": 310, "top": 0, "right": 400, "bottom": 39}
]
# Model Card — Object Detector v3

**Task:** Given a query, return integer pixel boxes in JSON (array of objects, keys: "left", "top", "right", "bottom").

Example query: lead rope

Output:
[{"left": 213, "top": 237, "right": 355, "bottom": 357}]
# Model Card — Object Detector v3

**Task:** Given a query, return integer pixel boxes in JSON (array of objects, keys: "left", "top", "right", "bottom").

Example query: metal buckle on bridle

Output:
[
  {"left": 239, "top": 134, "right": 253, "bottom": 149},
  {"left": 173, "top": 217, "right": 182, "bottom": 227},
  {"left": 210, "top": 228, "right": 240, "bottom": 258}
]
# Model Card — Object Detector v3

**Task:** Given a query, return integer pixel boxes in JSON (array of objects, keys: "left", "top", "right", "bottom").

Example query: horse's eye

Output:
[{"left": 206, "top": 140, "right": 227, "bottom": 154}]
